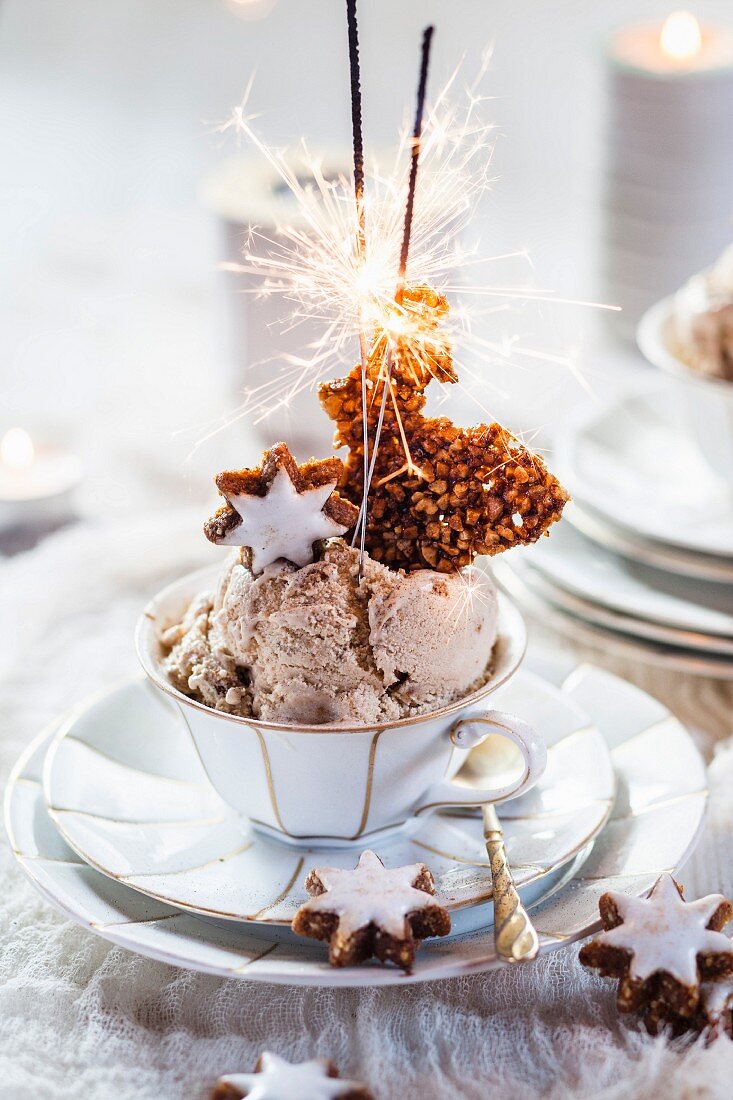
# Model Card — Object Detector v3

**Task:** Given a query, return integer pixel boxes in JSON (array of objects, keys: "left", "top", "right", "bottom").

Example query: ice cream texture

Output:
[
  {"left": 674, "top": 243, "right": 733, "bottom": 381},
  {"left": 161, "top": 539, "right": 498, "bottom": 725}
]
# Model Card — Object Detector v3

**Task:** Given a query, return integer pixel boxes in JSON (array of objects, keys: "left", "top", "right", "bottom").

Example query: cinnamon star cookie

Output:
[
  {"left": 291, "top": 849, "right": 451, "bottom": 969},
  {"left": 211, "top": 1053, "right": 372, "bottom": 1100},
  {"left": 204, "top": 442, "right": 359, "bottom": 573},
  {"left": 579, "top": 873, "right": 733, "bottom": 1025}
]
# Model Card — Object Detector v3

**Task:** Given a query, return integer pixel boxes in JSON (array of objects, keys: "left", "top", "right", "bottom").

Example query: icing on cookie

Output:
[
  {"left": 216, "top": 466, "right": 349, "bottom": 572},
  {"left": 598, "top": 874, "right": 733, "bottom": 986},
  {"left": 217, "top": 1053, "right": 365, "bottom": 1100},
  {"left": 204, "top": 444, "right": 359, "bottom": 574},
  {"left": 701, "top": 975, "right": 733, "bottom": 1023},
  {"left": 300, "top": 849, "right": 437, "bottom": 939}
]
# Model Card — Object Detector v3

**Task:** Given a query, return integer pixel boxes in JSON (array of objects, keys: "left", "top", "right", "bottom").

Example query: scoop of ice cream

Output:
[
  {"left": 213, "top": 542, "right": 396, "bottom": 724},
  {"left": 162, "top": 539, "right": 498, "bottom": 725},
  {"left": 159, "top": 591, "right": 248, "bottom": 714},
  {"left": 368, "top": 568, "right": 497, "bottom": 709},
  {"left": 674, "top": 244, "right": 733, "bottom": 381}
]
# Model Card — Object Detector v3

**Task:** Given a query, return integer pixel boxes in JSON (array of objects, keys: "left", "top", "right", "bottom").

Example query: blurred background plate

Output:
[
  {"left": 518, "top": 522, "right": 733, "bottom": 637},
  {"left": 566, "top": 503, "right": 733, "bottom": 584},
  {"left": 494, "top": 560, "right": 733, "bottom": 680},
  {"left": 499, "top": 557, "right": 733, "bottom": 657},
  {"left": 555, "top": 383, "right": 733, "bottom": 559}
]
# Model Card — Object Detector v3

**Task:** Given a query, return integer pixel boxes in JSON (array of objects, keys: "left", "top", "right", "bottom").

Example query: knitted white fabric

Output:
[{"left": 1, "top": 515, "right": 733, "bottom": 1100}]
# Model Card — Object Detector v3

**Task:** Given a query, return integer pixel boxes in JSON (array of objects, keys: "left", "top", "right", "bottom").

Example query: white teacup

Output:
[
  {"left": 638, "top": 296, "right": 733, "bottom": 484},
  {"left": 136, "top": 567, "right": 546, "bottom": 847}
]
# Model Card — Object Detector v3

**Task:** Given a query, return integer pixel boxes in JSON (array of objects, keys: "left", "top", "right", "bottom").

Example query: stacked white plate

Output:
[{"left": 495, "top": 381, "right": 733, "bottom": 678}]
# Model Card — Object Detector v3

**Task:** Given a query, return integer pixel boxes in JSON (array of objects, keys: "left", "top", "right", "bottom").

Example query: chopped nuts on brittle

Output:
[{"left": 320, "top": 285, "right": 569, "bottom": 572}]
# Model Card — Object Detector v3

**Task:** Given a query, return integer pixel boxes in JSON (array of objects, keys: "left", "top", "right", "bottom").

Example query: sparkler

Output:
[
  {"left": 397, "top": 26, "right": 433, "bottom": 305},
  {"left": 353, "top": 23, "right": 435, "bottom": 566},
  {"left": 198, "top": 23, "right": 619, "bottom": 475},
  {"left": 345, "top": 0, "right": 371, "bottom": 572}
]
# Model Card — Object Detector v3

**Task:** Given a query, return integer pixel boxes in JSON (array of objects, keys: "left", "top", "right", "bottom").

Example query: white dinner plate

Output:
[
  {"left": 555, "top": 383, "right": 733, "bottom": 560},
  {"left": 6, "top": 665, "right": 707, "bottom": 987},
  {"left": 509, "top": 563, "right": 733, "bottom": 657},
  {"left": 567, "top": 503, "right": 733, "bottom": 585},
  {"left": 519, "top": 521, "right": 733, "bottom": 640},
  {"left": 494, "top": 562, "right": 733, "bottom": 681},
  {"left": 41, "top": 672, "right": 614, "bottom": 937}
]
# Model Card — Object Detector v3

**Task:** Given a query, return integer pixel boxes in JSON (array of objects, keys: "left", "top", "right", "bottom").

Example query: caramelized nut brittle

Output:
[{"left": 320, "top": 285, "right": 569, "bottom": 572}]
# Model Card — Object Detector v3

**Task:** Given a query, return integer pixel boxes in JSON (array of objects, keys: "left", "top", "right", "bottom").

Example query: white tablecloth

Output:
[{"left": 2, "top": 515, "right": 733, "bottom": 1099}]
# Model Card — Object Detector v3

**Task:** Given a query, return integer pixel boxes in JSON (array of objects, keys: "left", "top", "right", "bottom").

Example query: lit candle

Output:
[
  {"left": 610, "top": 11, "right": 733, "bottom": 74},
  {"left": 660, "top": 11, "right": 702, "bottom": 64},
  {"left": 602, "top": 12, "right": 733, "bottom": 338},
  {"left": 0, "top": 427, "right": 83, "bottom": 531}
]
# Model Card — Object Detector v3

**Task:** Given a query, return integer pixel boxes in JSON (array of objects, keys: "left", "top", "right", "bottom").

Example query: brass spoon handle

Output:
[{"left": 483, "top": 804, "right": 539, "bottom": 963}]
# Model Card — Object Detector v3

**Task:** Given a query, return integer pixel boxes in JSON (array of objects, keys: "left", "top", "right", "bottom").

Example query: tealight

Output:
[{"left": 0, "top": 427, "right": 83, "bottom": 532}]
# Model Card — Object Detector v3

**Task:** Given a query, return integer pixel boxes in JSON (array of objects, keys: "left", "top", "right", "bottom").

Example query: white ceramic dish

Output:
[
  {"left": 520, "top": 522, "right": 733, "bottom": 637},
  {"left": 566, "top": 503, "right": 733, "bottom": 585},
  {"left": 494, "top": 561, "right": 733, "bottom": 681},
  {"left": 6, "top": 665, "right": 706, "bottom": 987},
  {"left": 505, "top": 562, "right": 733, "bottom": 657},
  {"left": 515, "top": 527, "right": 733, "bottom": 654},
  {"left": 42, "top": 671, "right": 613, "bottom": 937},
  {"left": 135, "top": 567, "right": 543, "bottom": 846},
  {"left": 638, "top": 296, "right": 733, "bottom": 483},
  {"left": 555, "top": 383, "right": 733, "bottom": 559}
]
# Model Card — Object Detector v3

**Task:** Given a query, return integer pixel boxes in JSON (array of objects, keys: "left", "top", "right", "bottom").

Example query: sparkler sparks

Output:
[
  {"left": 203, "top": 90, "right": 495, "bottom": 424},
  {"left": 209, "top": 73, "right": 260, "bottom": 145},
  {"left": 191, "top": 53, "right": 618, "bottom": 464},
  {"left": 445, "top": 563, "right": 500, "bottom": 639}
]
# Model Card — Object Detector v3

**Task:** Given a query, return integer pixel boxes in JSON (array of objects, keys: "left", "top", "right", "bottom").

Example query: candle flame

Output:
[
  {"left": 0, "top": 427, "right": 35, "bottom": 470},
  {"left": 660, "top": 11, "right": 702, "bottom": 61}
]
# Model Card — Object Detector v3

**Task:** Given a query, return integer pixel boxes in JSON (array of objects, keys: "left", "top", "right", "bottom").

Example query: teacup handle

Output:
[{"left": 413, "top": 709, "right": 546, "bottom": 815}]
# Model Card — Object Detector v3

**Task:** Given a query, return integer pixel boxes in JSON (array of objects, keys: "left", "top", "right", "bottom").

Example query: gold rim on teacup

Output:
[
  {"left": 135, "top": 564, "right": 529, "bottom": 735},
  {"left": 135, "top": 565, "right": 546, "bottom": 846}
]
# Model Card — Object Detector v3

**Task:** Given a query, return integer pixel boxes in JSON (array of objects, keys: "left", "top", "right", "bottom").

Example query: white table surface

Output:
[{"left": 2, "top": 2, "right": 733, "bottom": 1096}]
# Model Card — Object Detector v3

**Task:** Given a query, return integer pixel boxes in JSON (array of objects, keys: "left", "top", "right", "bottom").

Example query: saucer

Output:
[
  {"left": 519, "top": 521, "right": 733, "bottom": 640},
  {"left": 6, "top": 665, "right": 707, "bottom": 987},
  {"left": 555, "top": 383, "right": 733, "bottom": 560},
  {"left": 41, "top": 671, "right": 614, "bottom": 936}
]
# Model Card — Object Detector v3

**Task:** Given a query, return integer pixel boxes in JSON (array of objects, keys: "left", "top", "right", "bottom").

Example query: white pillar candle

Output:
[
  {"left": 602, "top": 12, "right": 733, "bottom": 339},
  {"left": 200, "top": 152, "right": 353, "bottom": 460},
  {"left": 0, "top": 427, "right": 83, "bottom": 532}
]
